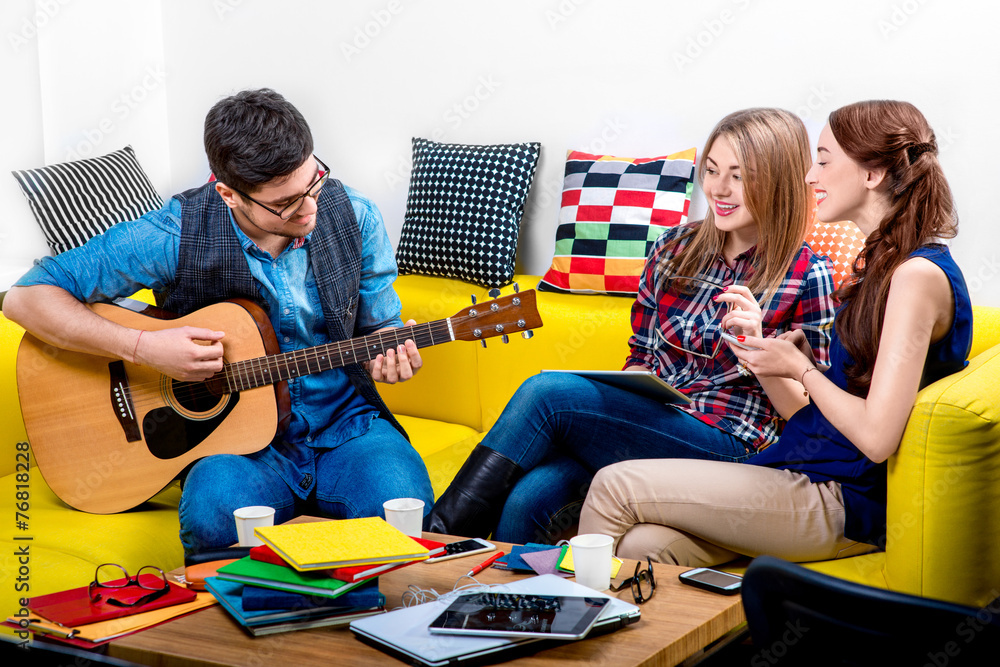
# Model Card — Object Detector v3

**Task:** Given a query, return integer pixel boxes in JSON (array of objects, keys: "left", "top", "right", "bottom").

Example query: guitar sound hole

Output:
[{"left": 171, "top": 379, "right": 226, "bottom": 413}]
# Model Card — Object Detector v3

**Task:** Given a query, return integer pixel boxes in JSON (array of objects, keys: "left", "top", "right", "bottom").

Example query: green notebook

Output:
[{"left": 216, "top": 557, "right": 370, "bottom": 599}]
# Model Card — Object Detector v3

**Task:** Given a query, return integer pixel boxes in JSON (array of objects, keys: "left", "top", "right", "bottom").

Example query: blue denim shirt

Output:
[{"left": 17, "top": 186, "right": 404, "bottom": 498}]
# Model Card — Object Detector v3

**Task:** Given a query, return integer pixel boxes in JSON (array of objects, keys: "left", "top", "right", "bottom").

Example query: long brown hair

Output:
[
  {"left": 657, "top": 108, "right": 813, "bottom": 305},
  {"left": 830, "top": 100, "right": 957, "bottom": 396}
]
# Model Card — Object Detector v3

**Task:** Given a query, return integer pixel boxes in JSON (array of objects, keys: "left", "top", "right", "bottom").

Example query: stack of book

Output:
[{"left": 209, "top": 516, "right": 445, "bottom": 636}]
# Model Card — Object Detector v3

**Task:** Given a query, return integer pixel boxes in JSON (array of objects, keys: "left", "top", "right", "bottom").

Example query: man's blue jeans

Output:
[
  {"left": 178, "top": 417, "right": 433, "bottom": 557},
  {"left": 483, "top": 373, "right": 754, "bottom": 544}
]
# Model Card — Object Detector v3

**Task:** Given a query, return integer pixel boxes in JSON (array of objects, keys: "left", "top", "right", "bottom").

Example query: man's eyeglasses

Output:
[
  {"left": 610, "top": 557, "right": 656, "bottom": 604},
  {"left": 231, "top": 155, "right": 330, "bottom": 220},
  {"left": 88, "top": 563, "right": 170, "bottom": 608}
]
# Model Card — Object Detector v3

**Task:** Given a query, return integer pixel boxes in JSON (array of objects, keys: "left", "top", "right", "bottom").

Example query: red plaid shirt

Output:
[{"left": 626, "top": 222, "right": 835, "bottom": 451}]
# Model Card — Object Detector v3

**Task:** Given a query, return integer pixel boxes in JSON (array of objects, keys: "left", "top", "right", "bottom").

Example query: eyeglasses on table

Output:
[
  {"left": 88, "top": 563, "right": 170, "bottom": 608},
  {"left": 610, "top": 556, "right": 656, "bottom": 604}
]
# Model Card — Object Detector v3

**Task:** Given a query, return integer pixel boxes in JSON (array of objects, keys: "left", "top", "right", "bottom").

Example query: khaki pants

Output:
[{"left": 579, "top": 459, "right": 876, "bottom": 567}]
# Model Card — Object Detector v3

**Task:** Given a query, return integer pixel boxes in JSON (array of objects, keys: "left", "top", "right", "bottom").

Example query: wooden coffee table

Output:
[{"left": 107, "top": 533, "right": 745, "bottom": 666}]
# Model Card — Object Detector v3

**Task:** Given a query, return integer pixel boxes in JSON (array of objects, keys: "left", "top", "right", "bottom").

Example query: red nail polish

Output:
[
  {"left": 722, "top": 286, "right": 729, "bottom": 292},
  {"left": 737, "top": 336, "right": 746, "bottom": 342},
  {"left": 712, "top": 295, "right": 719, "bottom": 301}
]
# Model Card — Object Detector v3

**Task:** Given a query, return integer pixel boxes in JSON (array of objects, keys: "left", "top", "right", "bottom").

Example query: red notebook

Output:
[
  {"left": 28, "top": 574, "right": 197, "bottom": 626},
  {"left": 250, "top": 537, "right": 446, "bottom": 583}
]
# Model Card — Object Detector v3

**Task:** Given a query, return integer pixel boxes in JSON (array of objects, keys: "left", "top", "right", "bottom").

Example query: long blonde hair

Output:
[{"left": 657, "top": 108, "right": 814, "bottom": 304}]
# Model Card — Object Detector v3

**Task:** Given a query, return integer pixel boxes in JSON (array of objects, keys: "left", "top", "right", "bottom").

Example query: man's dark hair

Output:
[{"left": 204, "top": 88, "right": 313, "bottom": 193}]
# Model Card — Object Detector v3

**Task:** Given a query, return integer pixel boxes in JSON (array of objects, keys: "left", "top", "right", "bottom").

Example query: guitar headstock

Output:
[{"left": 449, "top": 285, "right": 543, "bottom": 345}]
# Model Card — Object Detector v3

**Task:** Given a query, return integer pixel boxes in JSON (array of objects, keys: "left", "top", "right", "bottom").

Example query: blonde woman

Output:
[
  {"left": 426, "top": 108, "right": 837, "bottom": 545},
  {"left": 580, "top": 100, "right": 972, "bottom": 566}
]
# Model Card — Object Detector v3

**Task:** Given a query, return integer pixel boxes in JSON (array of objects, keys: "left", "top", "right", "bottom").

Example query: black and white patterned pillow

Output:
[
  {"left": 396, "top": 138, "right": 541, "bottom": 288},
  {"left": 12, "top": 145, "right": 163, "bottom": 255}
]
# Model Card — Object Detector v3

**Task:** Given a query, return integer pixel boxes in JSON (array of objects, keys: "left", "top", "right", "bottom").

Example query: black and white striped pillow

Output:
[{"left": 12, "top": 146, "right": 163, "bottom": 255}]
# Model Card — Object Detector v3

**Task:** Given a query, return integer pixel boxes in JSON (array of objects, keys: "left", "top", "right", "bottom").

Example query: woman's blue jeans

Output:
[{"left": 484, "top": 373, "right": 753, "bottom": 544}]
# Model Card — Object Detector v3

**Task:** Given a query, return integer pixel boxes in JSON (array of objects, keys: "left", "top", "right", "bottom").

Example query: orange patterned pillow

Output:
[{"left": 805, "top": 219, "right": 866, "bottom": 290}]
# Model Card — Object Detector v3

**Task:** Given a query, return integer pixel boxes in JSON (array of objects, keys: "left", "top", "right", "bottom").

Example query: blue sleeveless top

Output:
[{"left": 749, "top": 245, "right": 973, "bottom": 545}]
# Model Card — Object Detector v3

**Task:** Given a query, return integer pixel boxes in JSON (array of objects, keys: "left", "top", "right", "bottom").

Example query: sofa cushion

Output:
[
  {"left": 11, "top": 146, "right": 163, "bottom": 256},
  {"left": 0, "top": 472, "right": 182, "bottom": 621},
  {"left": 379, "top": 275, "right": 487, "bottom": 432},
  {"left": 396, "top": 138, "right": 541, "bottom": 289},
  {"left": 0, "top": 315, "right": 26, "bottom": 479},
  {"left": 537, "top": 148, "right": 696, "bottom": 297},
  {"left": 476, "top": 274, "right": 634, "bottom": 431},
  {"left": 395, "top": 414, "right": 482, "bottom": 499}
]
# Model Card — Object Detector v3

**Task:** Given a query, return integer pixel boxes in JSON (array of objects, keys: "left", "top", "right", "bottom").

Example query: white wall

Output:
[
  {"left": 0, "top": 0, "right": 48, "bottom": 288},
  {"left": 5, "top": 0, "right": 1000, "bottom": 306},
  {"left": 0, "top": 0, "right": 170, "bottom": 288}
]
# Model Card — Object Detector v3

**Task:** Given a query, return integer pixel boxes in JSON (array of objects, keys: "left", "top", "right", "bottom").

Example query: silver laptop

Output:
[{"left": 350, "top": 574, "right": 641, "bottom": 666}]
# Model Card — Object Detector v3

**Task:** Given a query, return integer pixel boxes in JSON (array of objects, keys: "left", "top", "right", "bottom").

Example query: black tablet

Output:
[{"left": 427, "top": 593, "right": 609, "bottom": 640}]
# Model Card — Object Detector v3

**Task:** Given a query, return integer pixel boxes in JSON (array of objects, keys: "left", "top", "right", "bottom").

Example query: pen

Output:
[{"left": 467, "top": 551, "right": 505, "bottom": 577}]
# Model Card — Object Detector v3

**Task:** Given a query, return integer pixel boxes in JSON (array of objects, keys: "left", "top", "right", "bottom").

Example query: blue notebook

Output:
[
  {"left": 205, "top": 577, "right": 384, "bottom": 636},
  {"left": 498, "top": 544, "right": 562, "bottom": 572},
  {"left": 241, "top": 579, "right": 381, "bottom": 611}
]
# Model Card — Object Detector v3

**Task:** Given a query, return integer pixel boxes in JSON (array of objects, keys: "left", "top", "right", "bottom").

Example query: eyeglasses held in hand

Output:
[
  {"left": 88, "top": 563, "right": 170, "bottom": 608},
  {"left": 609, "top": 556, "right": 656, "bottom": 604}
]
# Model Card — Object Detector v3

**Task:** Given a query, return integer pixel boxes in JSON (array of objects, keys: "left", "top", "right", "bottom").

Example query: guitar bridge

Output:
[{"left": 109, "top": 361, "right": 141, "bottom": 442}]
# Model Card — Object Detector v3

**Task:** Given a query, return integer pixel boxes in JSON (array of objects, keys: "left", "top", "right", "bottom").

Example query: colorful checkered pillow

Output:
[
  {"left": 538, "top": 148, "right": 697, "bottom": 296},
  {"left": 805, "top": 219, "right": 866, "bottom": 290}
]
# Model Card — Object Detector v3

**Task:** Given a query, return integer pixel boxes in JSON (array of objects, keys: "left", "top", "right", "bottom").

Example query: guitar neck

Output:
[{"left": 222, "top": 319, "right": 455, "bottom": 391}]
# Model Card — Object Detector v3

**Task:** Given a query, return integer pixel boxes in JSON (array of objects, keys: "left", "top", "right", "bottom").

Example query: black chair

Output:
[
  {"left": 0, "top": 633, "right": 142, "bottom": 666},
  {"left": 740, "top": 556, "right": 1000, "bottom": 666}
]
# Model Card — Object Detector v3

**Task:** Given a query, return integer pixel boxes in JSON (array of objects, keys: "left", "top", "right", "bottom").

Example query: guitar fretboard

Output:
[{"left": 221, "top": 319, "right": 455, "bottom": 391}]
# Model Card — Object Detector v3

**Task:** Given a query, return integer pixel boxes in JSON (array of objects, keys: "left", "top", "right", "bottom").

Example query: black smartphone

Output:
[{"left": 678, "top": 567, "right": 743, "bottom": 595}]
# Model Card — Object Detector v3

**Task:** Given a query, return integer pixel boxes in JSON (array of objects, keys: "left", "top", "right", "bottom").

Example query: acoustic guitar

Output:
[{"left": 16, "top": 289, "right": 542, "bottom": 514}]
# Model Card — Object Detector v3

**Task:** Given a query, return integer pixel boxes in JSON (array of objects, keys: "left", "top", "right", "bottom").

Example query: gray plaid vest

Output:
[{"left": 159, "top": 180, "right": 405, "bottom": 439}]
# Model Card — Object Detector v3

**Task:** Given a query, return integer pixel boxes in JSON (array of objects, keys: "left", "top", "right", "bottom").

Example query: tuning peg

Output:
[
  {"left": 480, "top": 340, "right": 488, "bottom": 348},
  {"left": 488, "top": 288, "right": 501, "bottom": 299},
  {"left": 521, "top": 330, "right": 534, "bottom": 340},
  {"left": 513, "top": 282, "right": 520, "bottom": 293},
  {"left": 470, "top": 294, "right": 477, "bottom": 305},
  {"left": 501, "top": 334, "right": 509, "bottom": 344}
]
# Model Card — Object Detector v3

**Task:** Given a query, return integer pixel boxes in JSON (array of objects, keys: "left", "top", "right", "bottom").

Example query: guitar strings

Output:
[
  {"left": 116, "top": 320, "right": 457, "bottom": 411},
  {"left": 120, "top": 324, "right": 451, "bottom": 408}
]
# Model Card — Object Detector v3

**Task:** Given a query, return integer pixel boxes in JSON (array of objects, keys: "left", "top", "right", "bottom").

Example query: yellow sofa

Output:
[{"left": 1, "top": 274, "right": 999, "bottom": 628}]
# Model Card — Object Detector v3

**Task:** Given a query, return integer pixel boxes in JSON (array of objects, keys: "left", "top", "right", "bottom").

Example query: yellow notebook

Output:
[{"left": 254, "top": 517, "right": 430, "bottom": 572}]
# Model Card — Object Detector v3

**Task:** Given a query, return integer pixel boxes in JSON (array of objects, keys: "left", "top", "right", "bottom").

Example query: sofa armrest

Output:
[
  {"left": 971, "top": 305, "right": 1000, "bottom": 359},
  {"left": 885, "top": 342, "right": 1000, "bottom": 606}
]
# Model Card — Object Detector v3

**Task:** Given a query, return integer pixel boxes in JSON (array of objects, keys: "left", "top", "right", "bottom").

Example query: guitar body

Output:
[
  {"left": 17, "top": 300, "right": 283, "bottom": 514},
  {"left": 15, "top": 288, "right": 542, "bottom": 515}
]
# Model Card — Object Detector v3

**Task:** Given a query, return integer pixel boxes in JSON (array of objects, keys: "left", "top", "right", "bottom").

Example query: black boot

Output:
[{"left": 423, "top": 445, "right": 524, "bottom": 538}]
